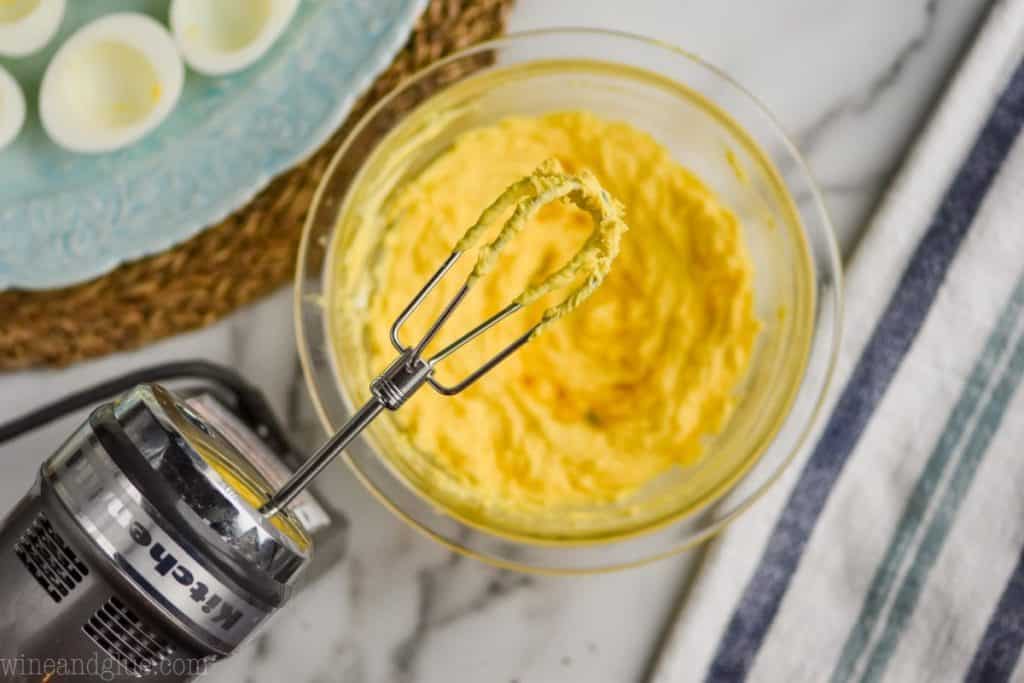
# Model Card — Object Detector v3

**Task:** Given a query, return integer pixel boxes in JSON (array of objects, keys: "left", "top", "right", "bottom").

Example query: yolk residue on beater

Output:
[{"left": 362, "top": 111, "right": 760, "bottom": 513}]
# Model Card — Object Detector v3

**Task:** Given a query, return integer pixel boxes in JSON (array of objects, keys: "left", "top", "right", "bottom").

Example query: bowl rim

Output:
[{"left": 294, "top": 26, "right": 844, "bottom": 573}]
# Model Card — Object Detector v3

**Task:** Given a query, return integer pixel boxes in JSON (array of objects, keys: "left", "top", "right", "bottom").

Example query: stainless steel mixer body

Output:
[{"left": 0, "top": 385, "right": 312, "bottom": 682}]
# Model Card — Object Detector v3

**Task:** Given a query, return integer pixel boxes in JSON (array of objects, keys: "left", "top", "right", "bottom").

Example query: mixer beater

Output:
[{"left": 261, "top": 159, "right": 627, "bottom": 516}]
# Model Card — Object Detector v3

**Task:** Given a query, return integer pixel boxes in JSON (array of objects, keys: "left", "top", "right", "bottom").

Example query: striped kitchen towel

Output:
[{"left": 650, "top": 2, "right": 1024, "bottom": 682}]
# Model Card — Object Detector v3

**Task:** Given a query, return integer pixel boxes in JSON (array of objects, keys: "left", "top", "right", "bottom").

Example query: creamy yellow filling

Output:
[{"left": 361, "top": 111, "right": 761, "bottom": 512}]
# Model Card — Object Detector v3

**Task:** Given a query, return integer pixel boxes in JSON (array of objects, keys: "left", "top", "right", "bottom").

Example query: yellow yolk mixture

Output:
[{"left": 360, "top": 111, "right": 760, "bottom": 513}]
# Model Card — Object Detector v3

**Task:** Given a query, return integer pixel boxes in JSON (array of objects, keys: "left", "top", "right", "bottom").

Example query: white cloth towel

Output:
[{"left": 651, "top": 2, "right": 1024, "bottom": 681}]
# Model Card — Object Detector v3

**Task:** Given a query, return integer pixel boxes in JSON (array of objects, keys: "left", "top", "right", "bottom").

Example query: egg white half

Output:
[
  {"left": 170, "top": 0, "right": 299, "bottom": 76},
  {"left": 0, "top": 0, "right": 65, "bottom": 58},
  {"left": 0, "top": 65, "right": 26, "bottom": 150},
  {"left": 39, "top": 13, "right": 184, "bottom": 154}
]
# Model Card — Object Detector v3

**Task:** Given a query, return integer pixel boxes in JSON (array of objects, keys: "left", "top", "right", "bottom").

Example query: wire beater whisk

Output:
[{"left": 260, "top": 160, "right": 627, "bottom": 517}]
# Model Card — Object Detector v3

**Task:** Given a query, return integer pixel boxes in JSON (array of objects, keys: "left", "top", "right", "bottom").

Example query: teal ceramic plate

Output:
[{"left": 0, "top": 0, "right": 425, "bottom": 290}]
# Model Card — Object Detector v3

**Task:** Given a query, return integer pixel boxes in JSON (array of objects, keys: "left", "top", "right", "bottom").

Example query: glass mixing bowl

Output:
[{"left": 295, "top": 29, "right": 841, "bottom": 573}]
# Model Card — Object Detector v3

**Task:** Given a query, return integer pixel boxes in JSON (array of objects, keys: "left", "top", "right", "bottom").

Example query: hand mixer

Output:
[{"left": 0, "top": 162, "right": 625, "bottom": 682}]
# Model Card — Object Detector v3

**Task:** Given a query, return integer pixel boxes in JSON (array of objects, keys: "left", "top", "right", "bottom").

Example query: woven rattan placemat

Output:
[{"left": 0, "top": 0, "right": 513, "bottom": 370}]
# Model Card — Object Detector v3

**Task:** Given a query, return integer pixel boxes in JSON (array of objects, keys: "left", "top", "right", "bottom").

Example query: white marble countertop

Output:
[{"left": 0, "top": 1, "right": 996, "bottom": 681}]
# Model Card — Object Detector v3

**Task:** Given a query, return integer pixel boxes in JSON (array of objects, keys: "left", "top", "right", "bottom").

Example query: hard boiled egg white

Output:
[
  {"left": 39, "top": 13, "right": 184, "bottom": 154},
  {"left": 0, "top": 0, "right": 65, "bottom": 58},
  {"left": 0, "top": 65, "right": 26, "bottom": 150},
  {"left": 170, "top": 0, "right": 299, "bottom": 76}
]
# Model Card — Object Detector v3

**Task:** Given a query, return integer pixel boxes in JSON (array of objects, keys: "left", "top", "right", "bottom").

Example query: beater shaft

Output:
[{"left": 259, "top": 398, "right": 384, "bottom": 516}]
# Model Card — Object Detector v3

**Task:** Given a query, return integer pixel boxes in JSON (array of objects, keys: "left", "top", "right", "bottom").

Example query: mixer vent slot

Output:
[
  {"left": 14, "top": 513, "right": 89, "bottom": 602},
  {"left": 83, "top": 596, "right": 174, "bottom": 676}
]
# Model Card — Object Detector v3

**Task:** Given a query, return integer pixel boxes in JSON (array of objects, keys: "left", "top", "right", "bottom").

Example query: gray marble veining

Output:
[{"left": 794, "top": 0, "right": 951, "bottom": 156}]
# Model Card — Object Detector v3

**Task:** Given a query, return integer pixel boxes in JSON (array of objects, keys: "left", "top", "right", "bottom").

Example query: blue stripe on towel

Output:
[
  {"left": 704, "top": 56, "right": 1024, "bottom": 683},
  {"left": 860, "top": 287, "right": 1024, "bottom": 682},
  {"left": 832, "top": 272, "right": 1024, "bottom": 683},
  {"left": 964, "top": 543, "right": 1024, "bottom": 682}
]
